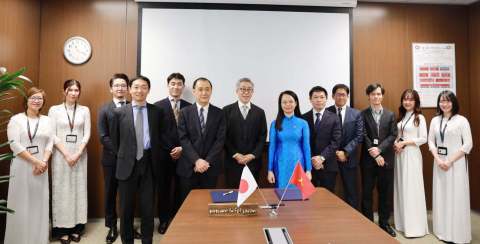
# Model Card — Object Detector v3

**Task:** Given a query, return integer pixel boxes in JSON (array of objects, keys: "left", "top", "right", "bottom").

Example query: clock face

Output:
[{"left": 63, "top": 36, "right": 92, "bottom": 65}]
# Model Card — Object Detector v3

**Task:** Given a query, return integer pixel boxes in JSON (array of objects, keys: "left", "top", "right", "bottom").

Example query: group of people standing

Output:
[{"left": 3, "top": 72, "right": 473, "bottom": 244}]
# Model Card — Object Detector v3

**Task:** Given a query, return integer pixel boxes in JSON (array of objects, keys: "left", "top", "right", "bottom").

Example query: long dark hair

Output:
[
  {"left": 275, "top": 90, "right": 302, "bottom": 131},
  {"left": 436, "top": 90, "right": 459, "bottom": 116},
  {"left": 397, "top": 89, "right": 422, "bottom": 126}
]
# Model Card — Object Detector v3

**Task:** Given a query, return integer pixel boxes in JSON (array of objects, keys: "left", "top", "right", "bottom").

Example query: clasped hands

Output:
[
  {"left": 33, "top": 159, "right": 48, "bottom": 175},
  {"left": 368, "top": 147, "right": 385, "bottom": 167},
  {"left": 233, "top": 153, "right": 255, "bottom": 165},
  {"left": 170, "top": 146, "right": 183, "bottom": 160},
  {"left": 63, "top": 151, "right": 82, "bottom": 167},
  {"left": 194, "top": 159, "right": 210, "bottom": 173}
]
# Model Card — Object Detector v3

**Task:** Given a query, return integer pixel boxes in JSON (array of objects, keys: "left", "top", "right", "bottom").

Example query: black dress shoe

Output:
[
  {"left": 59, "top": 235, "right": 71, "bottom": 244},
  {"left": 134, "top": 229, "right": 142, "bottom": 239},
  {"left": 70, "top": 233, "right": 81, "bottom": 243},
  {"left": 158, "top": 221, "right": 169, "bottom": 234},
  {"left": 380, "top": 224, "right": 396, "bottom": 237},
  {"left": 106, "top": 226, "right": 118, "bottom": 243}
]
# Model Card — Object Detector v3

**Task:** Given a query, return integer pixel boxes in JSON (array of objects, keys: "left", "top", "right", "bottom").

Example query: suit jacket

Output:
[
  {"left": 302, "top": 109, "right": 342, "bottom": 172},
  {"left": 154, "top": 98, "right": 191, "bottom": 153},
  {"left": 360, "top": 107, "right": 398, "bottom": 169},
  {"left": 177, "top": 103, "right": 226, "bottom": 178},
  {"left": 326, "top": 105, "right": 364, "bottom": 168},
  {"left": 223, "top": 102, "right": 267, "bottom": 173},
  {"left": 112, "top": 103, "right": 163, "bottom": 180},
  {"left": 98, "top": 101, "right": 120, "bottom": 166}
]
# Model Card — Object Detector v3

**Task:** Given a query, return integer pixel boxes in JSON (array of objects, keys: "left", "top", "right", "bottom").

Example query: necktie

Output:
[
  {"left": 315, "top": 112, "right": 321, "bottom": 131},
  {"left": 119, "top": 101, "right": 125, "bottom": 107},
  {"left": 338, "top": 107, "right": 343, "bottom": 128},
  {"left": 199, "top": 107, "right": 206, "bottom": 134},
  {"left": 135, "top": 106, "right": 144, "bottom": 160},
  {"left": 241, "top": 105, "right": 248, "bottom": 119},
  {"left": 173, "top": 100, "right": 180, "bottom": 124}
]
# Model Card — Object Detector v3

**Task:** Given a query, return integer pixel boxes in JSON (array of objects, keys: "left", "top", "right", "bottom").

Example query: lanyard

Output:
[
  {"left": 439, "top": 115, "right": 451, "bottom": 144},
  {"left": 26, "top": 113, "right": 40, "bottom": 144},
  {"left": 64, "top": 102, "right": 77, "bottom": 133},
  {"left": 400, "top": 113, "right": 414, "bottom": 138}
]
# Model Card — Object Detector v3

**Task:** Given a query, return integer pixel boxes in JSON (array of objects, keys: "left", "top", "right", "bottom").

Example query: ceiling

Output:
[{"left": 361, "top": 0, "right": 478, "bottom": 5}]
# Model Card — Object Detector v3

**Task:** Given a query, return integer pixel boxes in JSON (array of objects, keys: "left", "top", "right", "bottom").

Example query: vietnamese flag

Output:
[{"left": 289, "top": 162, "right": 316, "bottom": 200}]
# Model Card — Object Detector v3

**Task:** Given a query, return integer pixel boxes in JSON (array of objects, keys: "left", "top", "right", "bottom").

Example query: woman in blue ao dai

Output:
[{"left": 267, "top": 90, "right": 312, "bottom": 188}]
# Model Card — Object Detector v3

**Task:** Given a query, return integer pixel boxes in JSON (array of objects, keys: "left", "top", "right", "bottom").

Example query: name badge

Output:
[
  {"left": 26, "top": 146, "right": 39, "bottom": 155},
  {"left": 373, "top": 139, "right": 379, "bottom": 146},
  {"left": 438, "top": 146, "right": 448, "bottom": 156},
  {"left": 66, "top": 134, "right": 77, "bottom": 143}
]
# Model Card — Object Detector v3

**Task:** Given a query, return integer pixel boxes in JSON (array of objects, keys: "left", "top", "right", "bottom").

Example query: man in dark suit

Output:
[
  {"left": 112, "top": 76, "right": 163, "bottom": 244},
  {"left": 326, "top": 84, "right": 363, "bottom": 209},
  {"left": 302, "top": 86, "right": 341, "bottom": 192},
  {"left": 98, "top": 73, "right": 129, "bottom": 243},
  {"left": 177, "top": 77, "right": 226, "bottom": 207},
  {"left": 360, "top": 83, "right": 398, "bottom": 237},
  {"left": 223, "top": 78, "right": 267, "bottom": 188},
  {"left": 153, "top": 73, "right": 191, "bottom": 234}
]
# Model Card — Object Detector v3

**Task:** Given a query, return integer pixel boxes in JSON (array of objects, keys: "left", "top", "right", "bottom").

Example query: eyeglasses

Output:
[
  {"left": 112, "top": 84, "right": 128, "bottom": 88},
  {"left": 239, "top": 88, "right": 253, "bottom": 93},
  {"left": 29, "top": 97, "right": 44, "bottom": 101}
]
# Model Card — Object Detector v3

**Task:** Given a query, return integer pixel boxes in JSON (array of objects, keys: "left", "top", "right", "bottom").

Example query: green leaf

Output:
[
  {"left": 0, "top": 140, "right": 12, "bottom": 148},
  {"left": 0, "top": 205, "right": 15, "bottom": 214},
  {"left": 0, "top": 153, "right": 14, "bottom": 161}
]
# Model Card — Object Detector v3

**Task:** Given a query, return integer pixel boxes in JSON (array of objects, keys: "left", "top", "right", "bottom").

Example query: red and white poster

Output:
[{"left": 412, "top": 43, "right": 456, "bottom": 108}]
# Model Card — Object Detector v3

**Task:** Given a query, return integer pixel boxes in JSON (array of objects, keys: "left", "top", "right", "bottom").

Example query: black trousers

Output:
[
  {"left": 225, "top": 165, "right": 259, "bottom": 189},
  {"left": 177, "top": 172, "right": 217, "bottom": 211},
  {"left": 338, "top": 165, "right": 358, "bottom": 209},
  {"left": 103, "top": 164, "right": 118, "bottom": 228},
  {"left": 361, "top": 165, "right": 394, "bottom": 226},
  {"left": 119, "top": 151, "right": 154, "bottom": 244},
  {"left": 157, "top": 157, "right": 178, "bottom": 223},
  {"left": 52, "top": 224, "right": 85, "bottom": 238},
  {"left": 311, "top": 169, "right": 337, "bottom": 193}
]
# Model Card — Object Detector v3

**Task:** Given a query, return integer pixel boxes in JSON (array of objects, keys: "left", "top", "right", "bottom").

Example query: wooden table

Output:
[{"left": 162, "top": 188, "right": 399, "bottom": 244}]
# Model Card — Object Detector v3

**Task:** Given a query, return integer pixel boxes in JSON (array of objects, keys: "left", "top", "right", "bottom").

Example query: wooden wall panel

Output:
[
  {"left": 468, "top": 1, "right": 480, "bottom": 211},
  {"left": 38, "top": 0, "right": 137, "bottom": 218},
  {"left": 0, "top": 0, "right": 41, "bottom": 239},
  {"left": 353, "top": 2, "right": 470, "bottom": 210}
]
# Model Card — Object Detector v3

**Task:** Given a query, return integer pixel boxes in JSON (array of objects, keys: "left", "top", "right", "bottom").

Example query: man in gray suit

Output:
[
  {"left": 326, "top": 84, "right": 364, "bottom": 209},
  {"left": 360, "top": 83, "right": 398, "bottom": 237},
  {"left": 112, "top": 76, "right": 163, "bottom": 244}
]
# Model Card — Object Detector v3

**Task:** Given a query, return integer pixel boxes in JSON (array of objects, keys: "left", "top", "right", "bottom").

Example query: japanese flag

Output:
[{"left": 236, "top": 166, "right": 258, "bottom": 207}]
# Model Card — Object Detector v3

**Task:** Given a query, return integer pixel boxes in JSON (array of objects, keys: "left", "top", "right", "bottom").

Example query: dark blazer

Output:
[
  {"left": 177, "top": 103, "right": 226, "bottom": 178},
  {"left": 360, "top": 107, "right": 398, "bottom": 169},
  {"left": 302, "top": 109, "right": 342, "bottom": 172},
  {"left": 326, "top": 105, "right": 364, "bottom": 168},
  {"left": 98, "top": 101, "right": 121, "bottom": 166},
  {"left": 112, "top": 103, "right": 163, "bottom": 180},
  {"left": 154, "top": 98, "right": 191, "bottom": 152},
  {"left": 223, "top": 102, "right": 267, "bottom": 172}
]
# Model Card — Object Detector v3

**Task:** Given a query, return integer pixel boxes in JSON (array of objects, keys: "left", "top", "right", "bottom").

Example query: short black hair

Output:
[
  {"left": 167, "top": 73, "right": 185, "bottom": 84},
  {"left": 332, "top": 84, "right": 350, "bottom": 95},
  {"left": 436, "top": 90, "right": 460, "bottom": 116},
  {"left": 129, "top": 75, "right": 151, "bottom": 89},
  {"left": 192, "top": 77, "right": 212, "bottom": 89},
  {"left": 365, "top": 83, "right": 385, "bottom": 95},
  {"left": 309, "top": 86, "right": 328, "bottom": 99},
  {"left": 109, "top": 73, "right": 129, "bottom": 87}
]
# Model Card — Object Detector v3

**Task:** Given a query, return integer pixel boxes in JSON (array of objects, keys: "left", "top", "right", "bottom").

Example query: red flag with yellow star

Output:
[{"left": 289, "top": 162, "right": 316, "bottom": 200}]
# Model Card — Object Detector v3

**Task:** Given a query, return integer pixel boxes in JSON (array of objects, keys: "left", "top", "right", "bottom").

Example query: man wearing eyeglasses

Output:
[
  {"left": 98, "top": 73, "right": 129, "bottom": 243},
  {"left": 223, "top": 78, "right": 267, "bottom": 188}
]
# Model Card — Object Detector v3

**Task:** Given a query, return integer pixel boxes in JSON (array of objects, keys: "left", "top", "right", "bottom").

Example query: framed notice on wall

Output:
[{"left": 412, "top": 43, "right": 456, "bottom": 108}]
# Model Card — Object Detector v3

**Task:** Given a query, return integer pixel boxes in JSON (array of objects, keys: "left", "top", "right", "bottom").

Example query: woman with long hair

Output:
[
  {"left": 428, "top": 90, "right": 472, "bottom": 243},
  {"left": 49, "top": 80, "right": 91, "bottom": 243},
  {"left": 267, "top": 90, "right": 312, "bottom": 188},
  {"left": 393, "top": 89, "right": 429, "bottom": 237},
  {"left": 4, "top": 87, "right": 54, "bottom": 244}
]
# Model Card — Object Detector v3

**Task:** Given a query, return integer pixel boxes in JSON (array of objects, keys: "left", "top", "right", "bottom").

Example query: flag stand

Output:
[{"left": 269, "top": 168, "right": 297, "bottom": 217}]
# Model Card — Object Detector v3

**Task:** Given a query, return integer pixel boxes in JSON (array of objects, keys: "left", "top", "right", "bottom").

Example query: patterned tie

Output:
[
  {"left": 135, "top": 106, "right": 144, "bottom": 160},
  {"left": 199, "top": 107, "right": 206, "bottom": 134},
  {"left": 315, "top": 112, "right": 321, "bottom": 131},
  {"left": 338, "top": 107, "right": 343, "bottom": 128},
  {"left": 241, "top": 105, "right": 248, "bottom": 119},
  {"left": 173, "top": 100, "right": 180, "bottom": 124}
]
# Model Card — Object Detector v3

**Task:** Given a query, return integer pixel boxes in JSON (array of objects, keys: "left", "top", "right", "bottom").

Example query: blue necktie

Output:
[
  {"left": 315, "top": 112, "right": 321, "bottom": 132},
  {"left": 199, "top": 107, "right": 205, "bottom": 134}
]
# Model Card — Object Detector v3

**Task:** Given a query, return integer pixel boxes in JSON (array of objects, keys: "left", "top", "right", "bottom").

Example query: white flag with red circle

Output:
[{"left": 236, "top": 166, "right": 258, "bottom": 207}]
